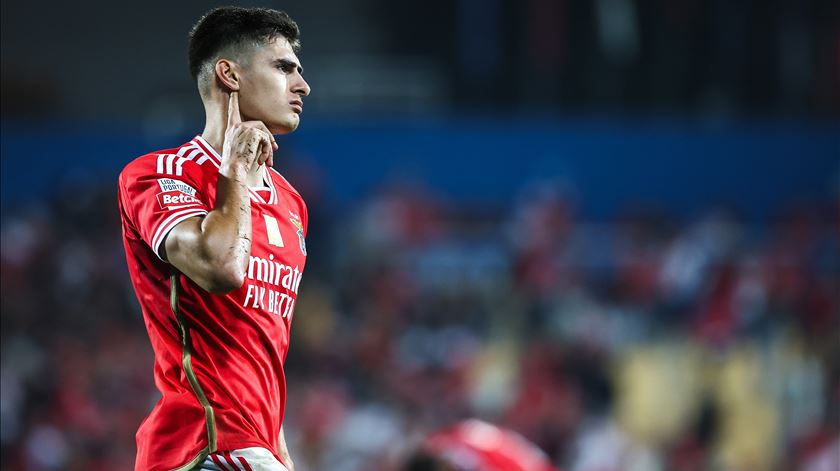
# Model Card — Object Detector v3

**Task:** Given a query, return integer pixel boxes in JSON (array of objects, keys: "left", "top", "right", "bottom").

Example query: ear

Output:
[{"left": 214, "top": 59, "right": 240, "bottom": 92}]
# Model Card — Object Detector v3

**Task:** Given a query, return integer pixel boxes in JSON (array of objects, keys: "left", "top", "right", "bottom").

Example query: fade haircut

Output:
[{"left": 188, "top": 6, "right": 300, "bottom": 94}]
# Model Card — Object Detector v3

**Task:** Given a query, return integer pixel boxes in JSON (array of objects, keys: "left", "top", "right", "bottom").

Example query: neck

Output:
[{"left": 201, "top": 97, "right": 264, "bottom": 187}]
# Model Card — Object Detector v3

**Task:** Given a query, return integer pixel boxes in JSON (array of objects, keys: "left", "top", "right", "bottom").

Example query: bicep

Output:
[
  {"left": 162, "top": 216, "right": 217, "bottom": 289},
  {"left": 161, "top": 214, "right": 246, "bottom": 294},
  {"left": 120, "top": 164, "right": 211, "bottom": 261}
]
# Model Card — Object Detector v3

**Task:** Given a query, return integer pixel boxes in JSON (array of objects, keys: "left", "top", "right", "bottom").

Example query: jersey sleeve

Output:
[{"left": 119, "top": 156, "right": 211, "bottom": 260}]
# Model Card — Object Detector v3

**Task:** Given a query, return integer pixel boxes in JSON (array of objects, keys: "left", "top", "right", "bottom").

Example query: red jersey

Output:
[
  {"left": 117, "top": 136, "right": 308, "bottom": 471},
  {"left": 423, "top": 420, "right": 559, "bottom": 471}
]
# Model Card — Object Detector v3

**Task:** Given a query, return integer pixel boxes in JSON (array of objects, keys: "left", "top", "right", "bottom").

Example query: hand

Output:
[{"left": 220, "top": 91, "right": 278, "bottom": 179}]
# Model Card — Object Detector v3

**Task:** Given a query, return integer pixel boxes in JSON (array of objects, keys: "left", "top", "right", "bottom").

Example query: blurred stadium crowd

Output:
[
  {"left": 2, "top": 0, "right": 838, "bottom": 470},
  {"left": 1, "top": 173, "right": 837, "bottom": 471}
]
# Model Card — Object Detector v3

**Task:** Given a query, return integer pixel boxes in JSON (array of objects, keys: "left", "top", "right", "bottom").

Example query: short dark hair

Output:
[{"left": 188, "top": 6, "right": 300, "bottom": 83}]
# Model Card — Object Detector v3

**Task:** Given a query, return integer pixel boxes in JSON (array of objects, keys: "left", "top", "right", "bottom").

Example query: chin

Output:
[{"left": 269, "top": 116, "right": 300, "bottom": 135}]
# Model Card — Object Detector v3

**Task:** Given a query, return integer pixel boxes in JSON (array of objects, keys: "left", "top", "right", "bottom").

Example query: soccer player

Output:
[
  {"left": 117, "top": 7, "right": 310, "bottom": 471},
  {"left": 404, "top": 419, "right": 560, "bottom": 471}
]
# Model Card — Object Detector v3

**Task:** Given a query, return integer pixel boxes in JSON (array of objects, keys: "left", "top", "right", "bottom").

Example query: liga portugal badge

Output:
[{"left": 289, "top": 212, "right": 307, "bottom": 256}]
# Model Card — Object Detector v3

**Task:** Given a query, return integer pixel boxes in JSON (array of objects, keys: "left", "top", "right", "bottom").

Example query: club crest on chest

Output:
[{"left": 288, "top": 212, "right": 307, "bottom": 256}]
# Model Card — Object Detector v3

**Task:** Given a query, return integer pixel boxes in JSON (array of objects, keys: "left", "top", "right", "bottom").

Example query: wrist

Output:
[{"left": 219, "top": 161, "right": 250, "bottom": 183}]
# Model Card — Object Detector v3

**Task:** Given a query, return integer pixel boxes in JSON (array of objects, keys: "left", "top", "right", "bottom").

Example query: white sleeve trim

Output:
[{"left": 150, "top": 207, "right": 208, "bottom": 261}]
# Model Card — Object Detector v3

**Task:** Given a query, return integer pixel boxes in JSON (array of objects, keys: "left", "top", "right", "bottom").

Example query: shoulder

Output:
[
  {"left": 268, "top": 167, "right": 309, "bottom": 233},
  {"left": 120, "top": 148, "right": 174, "bottom": 180},
  {"left": 268, "top": 167, "right": 304, "bottom": 200},
  {"left": 119, "top": 141, "right": 214, "bottom": 188}
]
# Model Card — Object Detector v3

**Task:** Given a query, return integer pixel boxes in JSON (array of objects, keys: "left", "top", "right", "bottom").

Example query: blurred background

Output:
[{"left": 1, "top": 0, "right": 839, "bottom": 470}]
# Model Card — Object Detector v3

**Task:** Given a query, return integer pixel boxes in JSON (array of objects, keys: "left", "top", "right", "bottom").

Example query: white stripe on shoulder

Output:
[
  {"left": 192, "top": 136, "right": 222, "bottom": 168},
  {"left": 194, "top": 135, "right": 222, "bottom": 160},
  {"left": 175, "top": 149, "right": 201, "bottom": 176},
  {"left": 195, "top": 155, "right": 215, "bottom": 167},
  {"left": 151, "top": 207, "right": 208, "bottom": 260},
  {"left": 176, "top": 144, "right": 198, "bottom": 158},
  {"left": 156, "top": 154, "right": 183, "bottom": 175}
]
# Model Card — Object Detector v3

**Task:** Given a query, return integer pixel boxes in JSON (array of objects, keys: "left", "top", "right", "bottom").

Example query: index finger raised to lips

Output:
[{"left": 227, "top": 91, "right": 242, "bottom": 129}]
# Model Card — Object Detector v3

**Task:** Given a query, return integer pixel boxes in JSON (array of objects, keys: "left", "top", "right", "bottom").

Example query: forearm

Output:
[
  {"left": 165, "top": 91, "right": 275, "bottom": 293},
  {"left": 201, "top": 167, "right": 252, "bottom": 272},
  {"left": 164, "top": 165, "right": 253, "bottom": 293}
]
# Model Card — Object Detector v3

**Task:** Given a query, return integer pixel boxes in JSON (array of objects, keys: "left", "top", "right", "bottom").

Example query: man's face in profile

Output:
[{"left": 236, "top": 37, "right": 310, "bottom": 135}]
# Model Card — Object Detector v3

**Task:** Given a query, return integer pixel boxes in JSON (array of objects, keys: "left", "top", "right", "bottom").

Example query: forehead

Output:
[{"left": 253, "top": 36, "right": 300, "bottom": 64}]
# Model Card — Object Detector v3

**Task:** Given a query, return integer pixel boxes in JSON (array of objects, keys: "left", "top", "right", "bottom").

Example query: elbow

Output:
[{"left": 205, "top": 263, "right": 246, "bottom": 294}]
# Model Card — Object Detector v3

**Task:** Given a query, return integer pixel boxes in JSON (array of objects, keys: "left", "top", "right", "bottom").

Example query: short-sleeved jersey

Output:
[
  {"left": 117, "top": 136, "right": 308, "bottom": 471},
  {"left": 423, "top": 420, "right": 559, "bottom": 471}
]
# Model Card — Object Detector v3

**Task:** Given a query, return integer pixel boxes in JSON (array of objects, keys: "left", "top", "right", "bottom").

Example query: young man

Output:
[{"left": 117, "top": 7, "right": 311, "bottom": 471}]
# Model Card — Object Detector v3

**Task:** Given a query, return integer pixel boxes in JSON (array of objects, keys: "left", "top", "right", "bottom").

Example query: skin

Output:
[{"left": 161, "top": 35, "right": 310, "bottom": 469}]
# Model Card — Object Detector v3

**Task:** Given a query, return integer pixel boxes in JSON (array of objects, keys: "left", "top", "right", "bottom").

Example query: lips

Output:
[{"left": 290, "top": 100, "right": 303, "bottom": 113}]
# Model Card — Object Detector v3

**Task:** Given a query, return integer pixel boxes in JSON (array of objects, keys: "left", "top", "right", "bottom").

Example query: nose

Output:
[{"left": 293, "top": 75, "right": 310, "bottom": 97}]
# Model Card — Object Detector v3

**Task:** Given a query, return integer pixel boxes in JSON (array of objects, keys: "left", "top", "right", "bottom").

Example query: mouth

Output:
[{"left": 290, "top": 100, "right": 303, "bottom": 114}]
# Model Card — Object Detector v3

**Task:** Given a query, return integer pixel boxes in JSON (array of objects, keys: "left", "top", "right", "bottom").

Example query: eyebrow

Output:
[{"left": 273, "top": 58, "right": 303, "bottom": 75}]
